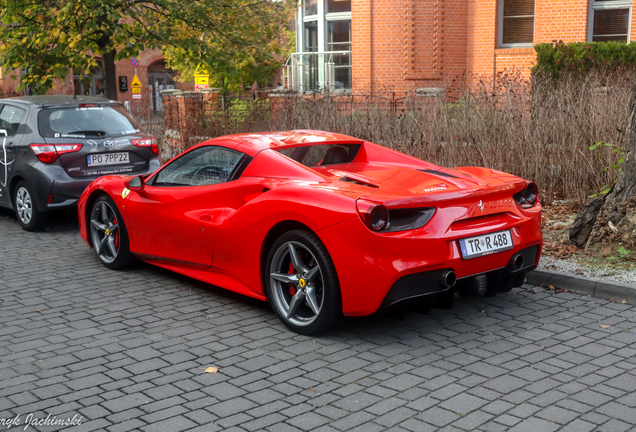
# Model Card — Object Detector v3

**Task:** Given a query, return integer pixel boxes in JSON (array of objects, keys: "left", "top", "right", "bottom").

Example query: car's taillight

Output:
[
  {"left": 513, "top": 182, "right": 538, "bottom": 209},
  {"left": 357, "top": 199, "right": 436, "bottom": 233},
  {"left": 30, "top": 143, "right": 83, "bottom": 164},
  {"left": 132, "top": 137, "right": 158, "bottom": 155},
  {"left": 356, "top": 199, "right": 389, "bottom": 232}
]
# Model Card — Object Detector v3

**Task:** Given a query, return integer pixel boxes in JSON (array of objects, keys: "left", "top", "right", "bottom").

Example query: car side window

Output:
[
  {"left": 0, "top": 105, "right": 26, "bottom": 137},
  {"left": 153, "top": 146, "right": 244, "bottom": 187}
]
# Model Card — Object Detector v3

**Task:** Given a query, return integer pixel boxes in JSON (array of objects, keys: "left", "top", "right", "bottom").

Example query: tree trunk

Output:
[
  {"left": 568, "top": 82, "right": 636, "bottom": 249},
  {"left": 102, "top": 50, "right": 118, "bottom": 101}
]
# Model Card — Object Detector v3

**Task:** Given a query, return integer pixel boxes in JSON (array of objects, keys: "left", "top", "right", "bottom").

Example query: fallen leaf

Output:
[
  {"left": 587, "top": 302, "right": 595, "bottom": 304},
  {"left": 600, "top": 325, "right": 611, "bottom": 329},
  {"left": 555, "top": 288, "right": 564, "bottom": 293},
  {"left": 529, "top": 289, "right": 535, "bottom": 294},
  {"left": 205, "top": 367, "right": 218, "bottom": 373},
  {"left": 170, "top": 311, "right": 177, "bottom": 313},
  {"left": 548, "top": 285, "right": 554, "bottom": 290},
  {"left": 622, "top": 300, "right": 627, "bottom": 304},
  {"left": 608, "top": 298, "right": 615, "bottom": 302},
  {"left": 540, "top": 345, "right": 546, "bottom": 348},
  {"left": 564, "top": 289, "right": 571, "bottom": 293}
]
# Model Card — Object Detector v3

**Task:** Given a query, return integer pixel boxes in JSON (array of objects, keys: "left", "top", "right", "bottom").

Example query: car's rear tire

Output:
[
  {"left": 89, "top": 195, "right": 135, "bottom": 270},
  {"left": 14, "top": 180, "right": 45, "bottom": 231},
  {"left": 265, "top": 230, "right": 341, "bottom": 335}
]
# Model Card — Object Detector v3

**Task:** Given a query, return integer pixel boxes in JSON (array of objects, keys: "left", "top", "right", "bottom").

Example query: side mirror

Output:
[{"left": 126, "top": 175, "right": 145, "bottom": 191}]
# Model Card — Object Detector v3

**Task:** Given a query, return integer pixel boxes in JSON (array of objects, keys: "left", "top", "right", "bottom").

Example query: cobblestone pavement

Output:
[{"left": 1, "top": 209, "right": 636, "bottom": 432}]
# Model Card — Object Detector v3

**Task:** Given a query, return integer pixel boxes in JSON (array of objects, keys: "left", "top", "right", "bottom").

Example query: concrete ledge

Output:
[{"left": 526, "top": 269, "right": 636, "bottom": 304}]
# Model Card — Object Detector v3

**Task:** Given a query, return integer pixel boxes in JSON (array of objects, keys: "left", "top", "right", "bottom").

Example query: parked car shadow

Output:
[{"left": 0, "top": 206, "right": 79, "bottom": 232}]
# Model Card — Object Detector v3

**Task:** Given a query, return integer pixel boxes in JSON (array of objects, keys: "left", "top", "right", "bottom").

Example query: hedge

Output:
[{"left": 533, "top": 41, "right": 636, "bottom": 75}]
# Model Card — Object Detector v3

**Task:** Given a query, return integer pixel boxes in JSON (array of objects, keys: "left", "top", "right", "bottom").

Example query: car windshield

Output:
[
  {"left": 38, "top": 106, "right": 142, "bottom": 138},
  {"left": 276, "top": 143, "right": 361, "bottom": 166}
]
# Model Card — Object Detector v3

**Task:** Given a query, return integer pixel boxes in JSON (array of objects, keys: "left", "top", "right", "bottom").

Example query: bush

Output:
[{"left": 534, "top": 41, "right": 636, "bottom": 76}]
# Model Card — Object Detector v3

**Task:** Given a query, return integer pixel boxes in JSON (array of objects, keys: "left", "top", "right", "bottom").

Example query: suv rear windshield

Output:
[{"left": 38, "top": 106, "right": 142, "bottom": 138}]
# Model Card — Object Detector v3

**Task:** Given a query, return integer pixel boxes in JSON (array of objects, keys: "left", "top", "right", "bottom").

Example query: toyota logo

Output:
[{"left": 103, "top": 140, "right": 114, "bottom": 148}]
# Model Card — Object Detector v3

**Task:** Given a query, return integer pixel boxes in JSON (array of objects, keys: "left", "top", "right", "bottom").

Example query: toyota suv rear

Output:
[{"left": 0, "top": 95, "right": 162, "bottom": 231}]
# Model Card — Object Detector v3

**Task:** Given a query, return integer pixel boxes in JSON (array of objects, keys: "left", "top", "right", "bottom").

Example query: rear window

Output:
[
  {"left": 276, "top": 144, "right": 360, "bottom": 166},
  {"left": 38, "top": 106, "right": 142, "bottom": 138}
]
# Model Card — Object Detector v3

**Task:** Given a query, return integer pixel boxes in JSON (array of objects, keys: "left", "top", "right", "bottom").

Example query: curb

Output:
[{"left": 526, "top": 269, "right": 636, "bottom": 305}]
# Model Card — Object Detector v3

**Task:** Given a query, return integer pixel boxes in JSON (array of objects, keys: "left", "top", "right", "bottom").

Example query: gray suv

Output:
[{"left": 0, "top": 96, "right": 162, "bottom": 231}]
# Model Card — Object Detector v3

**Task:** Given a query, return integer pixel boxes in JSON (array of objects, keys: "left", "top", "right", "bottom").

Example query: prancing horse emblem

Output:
[{"left": 478, "top": 200, "right": 484, "bottom": 212}]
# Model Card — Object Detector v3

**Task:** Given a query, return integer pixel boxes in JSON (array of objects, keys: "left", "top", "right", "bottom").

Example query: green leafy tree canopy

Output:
[{"left": 0, "top": 0, "right": 294, "bottom": 98}]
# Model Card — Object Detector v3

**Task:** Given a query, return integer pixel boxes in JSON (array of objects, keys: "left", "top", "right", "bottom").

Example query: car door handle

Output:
[{"left": 199, "top": 214, "right": 213, "bottom": 221}]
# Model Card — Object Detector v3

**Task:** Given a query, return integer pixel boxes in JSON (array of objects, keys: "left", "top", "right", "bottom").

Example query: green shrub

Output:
[{"left": 534, "top": 41, "right": 636, "bottom": 76}]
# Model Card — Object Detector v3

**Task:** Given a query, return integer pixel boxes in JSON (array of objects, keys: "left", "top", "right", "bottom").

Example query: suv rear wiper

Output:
[{"left": 68, "top": 130, "right": 107, "bottom": 137}]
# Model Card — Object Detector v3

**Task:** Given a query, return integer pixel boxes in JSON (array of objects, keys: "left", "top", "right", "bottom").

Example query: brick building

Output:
[
  {"left": 0, "top": 48, "right": 193, "bottom": 112},
  {"left": 287, "top": 0, "right": 636, "bottom": 93}
]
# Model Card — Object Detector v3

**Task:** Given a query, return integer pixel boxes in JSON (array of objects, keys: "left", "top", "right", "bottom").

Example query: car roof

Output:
[
  {"left": 203, "top": 130, "right": 365, "bottom": 156},
  {"left": 1, "top": 95, "right": 121, "bottom": 108}
]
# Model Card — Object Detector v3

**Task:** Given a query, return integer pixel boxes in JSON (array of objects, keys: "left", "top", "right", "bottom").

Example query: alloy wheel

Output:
[
  {"left": 269, "top": 241, "right": 325, "bottom": 327},
  {"left": 15, "top": 186, "right": 33, "bottom": 225},
  {"left": 90, "top": 201, "right": 120, "bottom": 264}
]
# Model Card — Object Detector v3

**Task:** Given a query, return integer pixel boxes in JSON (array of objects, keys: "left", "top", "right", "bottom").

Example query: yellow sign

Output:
[
  {"left": 195, "top": 75, "right": 209, "bottom": 85},
  {"left": 131, "top": 73, "right": 142, "bottom": 88},
  {"left": 122, "top": 188, "right": 131, "bottom": 199},
  {"left": 132, "top": 87, "right": 141, "bottom": 94}
]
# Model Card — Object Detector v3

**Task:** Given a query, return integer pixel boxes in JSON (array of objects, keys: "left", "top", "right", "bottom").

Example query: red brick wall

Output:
[
  {"left": 353, "top": 0, "right": 469, "bottom": 93},
  {"left": 352, "top": 0, "right": 633, "bottom": 91}
]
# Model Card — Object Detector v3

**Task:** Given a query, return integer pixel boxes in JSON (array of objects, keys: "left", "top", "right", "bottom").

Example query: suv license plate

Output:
[
  {"left": 459, "top": 230, "right": 513, "bottom": 259},
  {"left": 87, "top": 152, "right": 130, "bottom": 166}
]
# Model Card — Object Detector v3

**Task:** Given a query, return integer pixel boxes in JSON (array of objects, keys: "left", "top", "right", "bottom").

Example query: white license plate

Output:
[
  {"left": 87, "top": 152, "right": 129, "bottom": 166},
  {"left": 459, "top": 230, "right": 513, "bottom": 259}
]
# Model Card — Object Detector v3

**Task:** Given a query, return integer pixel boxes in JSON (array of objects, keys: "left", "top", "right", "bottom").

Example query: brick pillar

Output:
[
  {"left": 199, "top": 88, "right": 221, "bottom": 116},
  {"left": 268, "top": 90, "right": 298, "bottom": 127}
]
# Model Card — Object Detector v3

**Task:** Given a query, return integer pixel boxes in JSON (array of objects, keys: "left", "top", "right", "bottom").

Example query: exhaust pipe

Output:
[
  {"left": 441, "top": 270, "right": 457, "bottom": 288},
  {"left": 510, "top": 254, "right": 524, "bottom": 271}
]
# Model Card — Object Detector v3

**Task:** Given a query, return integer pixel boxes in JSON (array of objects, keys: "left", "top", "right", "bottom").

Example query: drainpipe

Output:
[{"left": 370, "top": 0, "right": 374, "bottom": 94}]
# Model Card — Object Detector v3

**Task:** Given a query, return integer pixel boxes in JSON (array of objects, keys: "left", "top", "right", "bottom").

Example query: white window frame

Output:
[
  {"left": 587, "top": 0, "right": 632, "bottom": 43},
  {"left": 497, "top": 0, "right": 536, "bottom": 48},
  {"left": 297, "top": 0, "right": 351, "bottom": 54}
]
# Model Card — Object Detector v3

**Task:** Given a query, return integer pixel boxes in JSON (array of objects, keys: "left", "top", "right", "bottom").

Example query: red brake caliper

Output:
[
  {"left": 113, "top": 216, "right": 119, "bottom": 249},
  {"left": 288, "top": 262, "right": 297, "bottom": 296}
]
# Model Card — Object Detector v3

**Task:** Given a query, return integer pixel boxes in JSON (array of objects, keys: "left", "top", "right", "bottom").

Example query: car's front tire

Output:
[
  {"left": 89, "top": 195, "right": 135, "bottom": 270},
  {"left": 14, "top": 180, "right": 45, "bottom": 231},
  {"left": 265, "top": 230, "right": 342, "bottom": 335}
]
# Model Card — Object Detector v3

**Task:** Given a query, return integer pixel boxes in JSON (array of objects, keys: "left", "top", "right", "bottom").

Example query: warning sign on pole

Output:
[
  {"left": 194, "top": 68, "right": 210, "bottom": 92},
  {"left": 131, "top": 73, "right": 142, "bottom": 100}
]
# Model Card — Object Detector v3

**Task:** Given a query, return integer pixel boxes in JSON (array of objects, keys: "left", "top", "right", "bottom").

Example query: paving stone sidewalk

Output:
[{"left": 1, "top": 209, "right": 636, "bottom": 432}]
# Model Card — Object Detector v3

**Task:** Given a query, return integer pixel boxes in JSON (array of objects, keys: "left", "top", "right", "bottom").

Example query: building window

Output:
[
  {"left": 327, "top": 20, "right": 351, "bottom": 89},
  {"left": 326, "top": 0, "right": 350, "bottom": 14},
  {"left": 304, "top": 21, "right": 319, "bottom": 52},
  {"left": 589, "top": 0, "right": 631, "bottom": 42},
  {"left": 498, "top": 0, "right": 535, "bottom": 47},
  {"left": 305, "top": 0, "right": 318, "bottom": 16},
  {"left": 291, "top": 0, "right": 352, "bottom": 92}
]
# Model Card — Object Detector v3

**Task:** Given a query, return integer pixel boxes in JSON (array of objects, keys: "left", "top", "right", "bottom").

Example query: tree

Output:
[
  {"left": 0, "top": 0, "right": 294, "bottom": 100},
  {"left": 568, "top": 84, "right": 636, "bottom": 250}
]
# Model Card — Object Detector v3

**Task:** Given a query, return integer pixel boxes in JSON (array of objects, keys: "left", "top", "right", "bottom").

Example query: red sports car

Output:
[{"left": 78, "top": 130, "right": 542, "bottom": 334}]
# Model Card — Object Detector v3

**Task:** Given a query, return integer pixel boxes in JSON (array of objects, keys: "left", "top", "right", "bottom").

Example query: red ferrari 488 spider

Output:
[{"left": 78, "top": 130, "right": 542, "bottom": 334}]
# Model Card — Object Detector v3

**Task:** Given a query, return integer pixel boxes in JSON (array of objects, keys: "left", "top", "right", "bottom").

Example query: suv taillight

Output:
[
  {"left": 131, "top": 137, "right": 158, "bottom": 155},
  {"left": 30, "top": 143, "right": 83, "bottom": 164}
]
